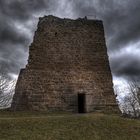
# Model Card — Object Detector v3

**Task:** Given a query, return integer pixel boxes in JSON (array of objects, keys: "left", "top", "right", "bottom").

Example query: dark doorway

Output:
[{"left": 78, "top": 94, "right": 85, "bottom": 113}]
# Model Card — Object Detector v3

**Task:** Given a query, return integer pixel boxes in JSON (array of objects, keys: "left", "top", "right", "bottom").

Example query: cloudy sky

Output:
[{"left": 0, "top": 0, "right": 140, "bottom": 94}]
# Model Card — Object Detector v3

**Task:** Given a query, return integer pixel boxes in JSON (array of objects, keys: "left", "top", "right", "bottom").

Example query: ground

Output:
[{"left": 0, "top": 111, "right": 140, "bottom": 140}]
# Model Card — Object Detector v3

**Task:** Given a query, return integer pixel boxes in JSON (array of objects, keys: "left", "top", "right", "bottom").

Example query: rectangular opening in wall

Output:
[{"left": 78, "top": 93, "right": 86, "bottom": 113}]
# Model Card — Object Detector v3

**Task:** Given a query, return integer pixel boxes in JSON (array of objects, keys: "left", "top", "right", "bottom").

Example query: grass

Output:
[{"left": 0, "top": 111, "right": 140, "bottom": 140}]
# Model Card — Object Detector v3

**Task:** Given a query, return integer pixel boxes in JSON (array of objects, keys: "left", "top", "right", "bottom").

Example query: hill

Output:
[{"left": 0, "top": 111, "right": 139, "bottom": 140}]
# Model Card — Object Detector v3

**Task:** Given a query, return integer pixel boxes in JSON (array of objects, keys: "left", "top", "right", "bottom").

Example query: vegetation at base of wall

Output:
[{"left": 0, "top": 111, "right": 140, "bottom": 140}]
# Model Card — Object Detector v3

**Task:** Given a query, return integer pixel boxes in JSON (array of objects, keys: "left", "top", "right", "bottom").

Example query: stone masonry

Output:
[{"left": 11, "top": 15, "right": 119, "bottom": 113}]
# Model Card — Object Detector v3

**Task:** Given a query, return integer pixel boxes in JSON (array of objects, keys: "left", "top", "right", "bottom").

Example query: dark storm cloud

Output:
[
  {"left": 0, "top": 0, "right": 47, "bottom": 21},
  {"left": 110, "top": 52, "right": 140, "bottom": 78},
  {"left": 0, "top": 21, "right": 29, "bottom": 45}
]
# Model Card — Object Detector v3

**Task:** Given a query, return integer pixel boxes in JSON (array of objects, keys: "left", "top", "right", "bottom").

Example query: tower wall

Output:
[{"left": 11, "top": 16, "right": 119, "bottom": 113}]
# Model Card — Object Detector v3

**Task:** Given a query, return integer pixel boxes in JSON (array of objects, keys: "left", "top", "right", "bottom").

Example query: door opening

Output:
[{"left": 78, "top": 93, "right": 85, "bottom": 113}]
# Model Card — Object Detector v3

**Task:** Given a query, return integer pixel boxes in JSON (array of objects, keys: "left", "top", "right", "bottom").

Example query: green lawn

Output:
[{"left": 0, "top": 111, "right": 140, "bottom": 140}]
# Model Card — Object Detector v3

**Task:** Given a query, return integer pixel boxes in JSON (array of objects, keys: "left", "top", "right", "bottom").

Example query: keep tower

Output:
[{"left": 11, "top": 15, "right": 119, "bottom": 113}]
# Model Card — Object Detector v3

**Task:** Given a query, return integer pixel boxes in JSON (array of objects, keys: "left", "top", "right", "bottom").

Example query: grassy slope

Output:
[{"left": 0, "top": 111, "right": 140, "bottom": 140}]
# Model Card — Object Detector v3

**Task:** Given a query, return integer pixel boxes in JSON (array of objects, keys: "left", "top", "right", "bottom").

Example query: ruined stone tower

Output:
[{"left": 11, "top": 15, "right": 119, "bottom": 113}]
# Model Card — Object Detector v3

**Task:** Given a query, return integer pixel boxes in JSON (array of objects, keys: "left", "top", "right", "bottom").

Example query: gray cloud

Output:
[
  {"left": 0, "top": 0, "right": 140, "bottom": 82},
  {"left": 110, "top": 51, "right": 140, "bottom": 79}
]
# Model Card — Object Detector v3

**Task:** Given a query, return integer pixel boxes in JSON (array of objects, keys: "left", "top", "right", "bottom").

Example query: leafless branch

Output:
[{"left": 0, "top": 70, "right": 16, "bottom": 109}]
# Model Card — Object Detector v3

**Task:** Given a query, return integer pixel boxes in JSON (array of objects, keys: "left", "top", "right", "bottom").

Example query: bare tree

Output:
[
  {"left": 114, "top": 80, "right": 140, "bottom": 118},
  {"left": 0, "top": 71, "right": 16, "bottom": 109},
  {"left": 122, "top": 95, "right": 138, "bottom": 117},
  {"left": 121, "top": 82, "right": 140, "bottom": 118},
  {"left": 129, "top": 82, "right": 140, "bottom": 107}
]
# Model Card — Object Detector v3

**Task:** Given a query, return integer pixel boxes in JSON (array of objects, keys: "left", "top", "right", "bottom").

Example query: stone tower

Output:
[{"left": 11, "top": 15, "right": 119, "bottom": 113}]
